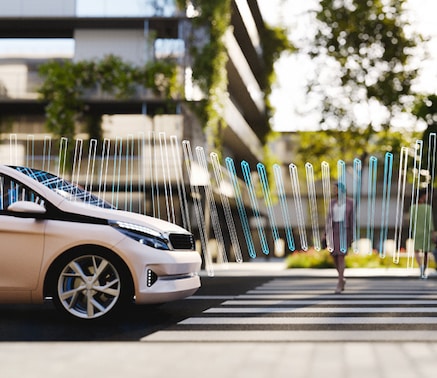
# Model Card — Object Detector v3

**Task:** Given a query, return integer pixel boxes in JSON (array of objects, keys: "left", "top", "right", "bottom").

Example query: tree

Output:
[
  {"left": 294, "top": 0, "right": 424, "bottom": 173},
  {"left": 412, "top": 94, "right": 437, "bottom": 184}
]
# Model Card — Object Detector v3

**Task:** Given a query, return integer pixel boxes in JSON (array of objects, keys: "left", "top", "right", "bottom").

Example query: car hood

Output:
[{"left": 58, "top": 199, "right": 191, "bottom": 235}]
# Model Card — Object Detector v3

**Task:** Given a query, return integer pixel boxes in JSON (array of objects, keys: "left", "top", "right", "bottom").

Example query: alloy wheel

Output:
[{"left": 56, "top": 254, "right": 122, "bottom": 320}]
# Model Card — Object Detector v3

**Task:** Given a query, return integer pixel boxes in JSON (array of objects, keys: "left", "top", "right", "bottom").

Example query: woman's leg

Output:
[
  {"left": 415, "top": 250, "right": 428, "bottom": 278},
  {"left": 333, "top": 254, "right": 346, "bottom": 293}
]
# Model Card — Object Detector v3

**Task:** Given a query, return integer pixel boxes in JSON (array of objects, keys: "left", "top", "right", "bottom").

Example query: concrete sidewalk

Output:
[{"left": 200, "top": 259, "right": 437, "bottom": 278}]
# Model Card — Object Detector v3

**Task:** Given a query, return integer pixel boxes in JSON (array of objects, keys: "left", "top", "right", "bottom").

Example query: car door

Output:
[{"left": 0, "top": 174, "right": 45, "bottom": 290}]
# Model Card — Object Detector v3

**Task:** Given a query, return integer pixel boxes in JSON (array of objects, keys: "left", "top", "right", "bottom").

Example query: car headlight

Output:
[{"left": 109, "top": 220, "right": 170, "bottom": 250}]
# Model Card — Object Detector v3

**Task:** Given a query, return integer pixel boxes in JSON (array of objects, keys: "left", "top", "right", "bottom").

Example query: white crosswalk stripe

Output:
[{"left": 142, "top": 277, "right": 437, "bottom": 342}]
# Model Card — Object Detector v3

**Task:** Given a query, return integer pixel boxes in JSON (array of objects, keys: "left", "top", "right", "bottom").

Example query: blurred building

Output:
[
  {"left": 0, "top": 0, "right": 275, "bottom": 261},
  {"left": 0, "top": 0, "right": 268, "bottom": 161}
]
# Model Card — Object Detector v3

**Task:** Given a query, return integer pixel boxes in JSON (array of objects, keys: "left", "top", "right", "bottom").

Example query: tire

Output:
[{"left": 52, "top": 251, "right": 130, "bottom": 320}]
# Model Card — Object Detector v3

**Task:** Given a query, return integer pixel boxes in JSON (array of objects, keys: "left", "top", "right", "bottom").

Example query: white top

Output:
[{"left": 333, "top": 202, "right": 346, "bottom": 222}]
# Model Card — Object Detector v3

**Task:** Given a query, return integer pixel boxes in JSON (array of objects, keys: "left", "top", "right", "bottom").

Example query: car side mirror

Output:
[{"left": 7, "top": 201, "right": 46, "bottom": 214}]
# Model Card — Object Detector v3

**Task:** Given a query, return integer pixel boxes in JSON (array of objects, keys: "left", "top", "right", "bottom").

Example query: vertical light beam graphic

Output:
[
  {"left": 408, "top": 140, "right": 423, "bottom": 269},
  {"left": 289, "top": 163, "right": 308, "bottom": 251},
  {"left": 257, "top": 162, "right": 280, "bottom": 244},
  {"left": 196, "top": 147, "right": 228, "bottom": 264},
  {"left": 182, "top": 140, "right": 214, "bottom": 276},
  {"left": 9, "top": 134, "right": 18, "bottom": 165},
  {"left": 379, "top": 152, "right": 393, "bottom": 257},
  {"left": 241, "top": 160, "right": 269, "bottom": 255},
  {"left": 273, "top": 164, "right": 295, "bottom": 252},
  {"left": 85, "top": 139, "right": 97, "bottom": 202},
  {"left": 393, "top": 147, "right": 409, "bottom": 264},
  {"left": 171, "top": 135, "right": 191, "bottom": 231},
  {"left": 211, "top": 153, "right": 243, "bottom": 262},
  {"left": 26, "top": 135, "right": 34, "bottom": 168},
  {"left": 305, "top": 163, "right": 321, "bottom": 251},
  {"left": 366, "top": 156, "right": 378, "bottom": 255},
  {"left": 42, "top": 135, "right": 52, "bottom": 172},
  {"left": 321, "top": 161, "right": 333, "bottom": 252},
  {"left": 111, "top": 137, "right": 122, "bottom": 209},
  {"left": 98, "top": 138, "right": 111, "bottom": 206},
  {"left": 225, "top": 157, "right": 256, "bottom": 259},
  {"left": 353, "top": 158, "right": 362, "bottom": 253},
  {"left": 337, "top": 160, "right": 347, "bottom": 253}
]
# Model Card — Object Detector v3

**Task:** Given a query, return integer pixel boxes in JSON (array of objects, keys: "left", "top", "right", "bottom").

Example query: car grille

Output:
[{"left": 169, "top": 233, "right": 195, "bottom": 250}]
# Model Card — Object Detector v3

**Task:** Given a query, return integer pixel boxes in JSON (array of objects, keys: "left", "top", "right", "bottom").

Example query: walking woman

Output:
[
  {"left": 325, "top": 182, "right": 354, "bottom": 294},
  {"left": 411, "top": 188, "right": 435, "bottom": 279}
]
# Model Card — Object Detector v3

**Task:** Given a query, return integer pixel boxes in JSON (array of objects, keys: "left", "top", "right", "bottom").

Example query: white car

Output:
[{"left": 0, "top": 165, "right": 201, "bottom": 320}]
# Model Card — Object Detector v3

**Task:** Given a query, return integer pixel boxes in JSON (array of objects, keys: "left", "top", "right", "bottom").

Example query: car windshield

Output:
[{"left": 14, "top": 166, "right": 114, "bottom": 209}]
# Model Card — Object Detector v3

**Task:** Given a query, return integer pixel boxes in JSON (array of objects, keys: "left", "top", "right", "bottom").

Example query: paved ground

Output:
[{"left": 1, "top": 262, "right": 437, "bottom": 378}]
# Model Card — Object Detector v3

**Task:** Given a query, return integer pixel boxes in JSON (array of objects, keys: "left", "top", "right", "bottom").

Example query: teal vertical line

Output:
[
  {"left": 367, "top": 156, "right": 378, "bottom": 254},
  {"left": 379, "top": 152, "right": 393, "bottom": 257},
  {"left": 257, "top": 163, "right": 280, "bottom": 242},
  {"left": 273, "top": 164, "right": 295, "bottom": 251},
  {"left": 241, "top": 161, "right": 269, "bottom": 255},
  {"left": 337, "top": 160, "right": 347, "bottom": 253},
  {"left": 353, "top": 158, "right": 362, "bottom": 252},
  {"left": 225, "top": 157, "right": 256, "bottom": 259}
]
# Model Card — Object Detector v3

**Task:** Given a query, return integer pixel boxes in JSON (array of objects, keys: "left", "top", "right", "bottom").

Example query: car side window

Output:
[{"left": 0, "top": 174, "right": 45, "bottom": 211}]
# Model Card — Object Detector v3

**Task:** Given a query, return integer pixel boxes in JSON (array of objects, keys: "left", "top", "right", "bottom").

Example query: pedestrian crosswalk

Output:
[{"left": 142, "top": 277, "right": 437, "bottom": 342}]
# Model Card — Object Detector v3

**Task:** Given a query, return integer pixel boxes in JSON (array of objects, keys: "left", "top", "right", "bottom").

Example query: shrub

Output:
[{"left": 285, "top": 248, "right": 436, "bottom": 269}]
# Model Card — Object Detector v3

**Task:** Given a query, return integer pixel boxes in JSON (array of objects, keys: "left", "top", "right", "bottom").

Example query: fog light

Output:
[{"left": 146, "top": 269, "right": 158, "bottom": 287}]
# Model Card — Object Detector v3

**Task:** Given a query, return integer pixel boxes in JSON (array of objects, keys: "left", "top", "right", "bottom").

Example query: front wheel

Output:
[{"left": 53, "top": 253, "right": 129, "bottom": 320}]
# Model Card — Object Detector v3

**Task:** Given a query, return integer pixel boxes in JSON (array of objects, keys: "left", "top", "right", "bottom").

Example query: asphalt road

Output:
[
  {"left": 2, "top": 272, "right": 437, "bottom": 378},
  {"left": 0, "top": 275, "right": 268, "bottom": 341}
]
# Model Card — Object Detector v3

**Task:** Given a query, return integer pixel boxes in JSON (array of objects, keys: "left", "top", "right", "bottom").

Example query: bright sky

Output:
[{"left": 258, "top": 0, "right": 437, "bottom": 132}]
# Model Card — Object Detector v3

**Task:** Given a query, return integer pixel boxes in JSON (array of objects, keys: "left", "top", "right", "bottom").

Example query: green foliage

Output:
[
  {"left": 413, "top": 95, "right": 437, "bottom": 126},
  {"left": 305, "top": 0, "right": 422, "bottom": 130},
  {"left": 186, "top": 0, "right": 231, "bottom": 151},
  {"left": 38, "top": 55, "right": 178, "bottom": 140},
  {"left": 285, "top": 249, "right": 434, "bottom": 269},
  {"left": 180, "top": 0, "right": 292, "bottom": 150},
  {"left": 293, "top": 128, "right": 417, "bottom": 180},
  {"left": 285, "top": 249, "right": 334, "bottom": 269}
]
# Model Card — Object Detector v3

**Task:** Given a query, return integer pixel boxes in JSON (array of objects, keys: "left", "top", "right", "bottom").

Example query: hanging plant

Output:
[
  {"left": 38, "top": 55, "right": 179, "bottom": 140},
  {"left": 176, "top": 0, "right": 293, "bottom": 152}
]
